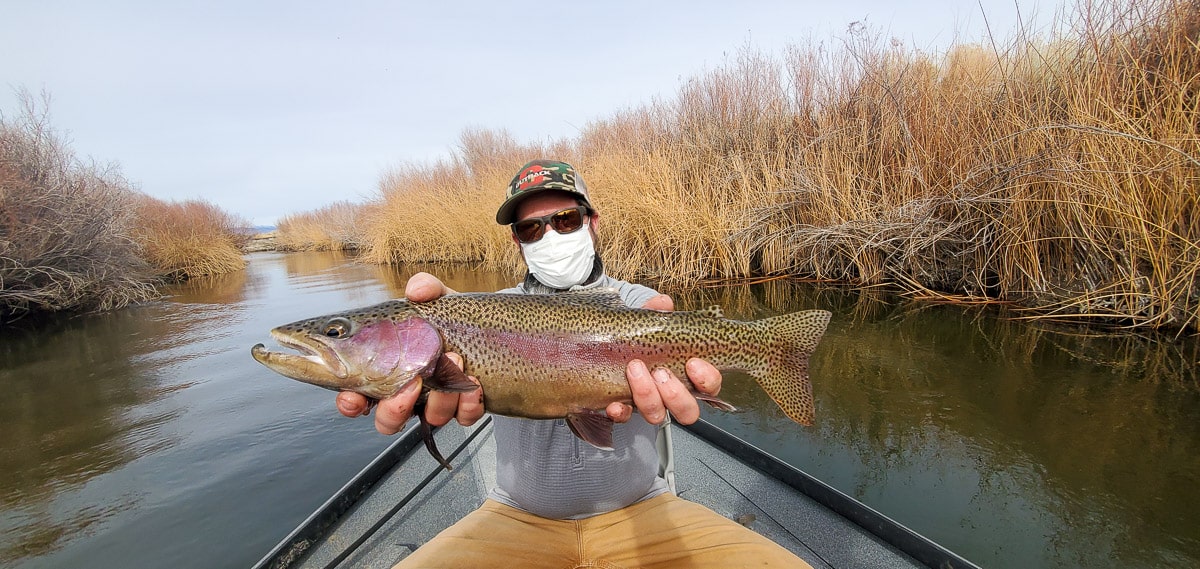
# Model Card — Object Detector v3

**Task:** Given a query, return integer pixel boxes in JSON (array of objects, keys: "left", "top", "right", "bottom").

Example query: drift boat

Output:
[{"left": 252, "top": 415, "right": 980, "bottom": 569}]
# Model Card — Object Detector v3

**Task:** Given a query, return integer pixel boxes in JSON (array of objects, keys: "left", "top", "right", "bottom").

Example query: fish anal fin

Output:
[
  {"left": 425, "top": 354, "right": 479, "bottom": 393},
  {"left": 565, "top": 410, "right": 615, "bottom": 450},
  {"left": 696, "top": 393, "right": 736, "bottom": 412}
]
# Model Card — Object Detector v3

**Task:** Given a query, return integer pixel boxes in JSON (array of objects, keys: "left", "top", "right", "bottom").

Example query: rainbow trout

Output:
[{"left": 251, "top": 291, "right": 831, "bottom": 469}]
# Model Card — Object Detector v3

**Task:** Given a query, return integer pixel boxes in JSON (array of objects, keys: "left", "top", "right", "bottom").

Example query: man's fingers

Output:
[
  {"left": 627, "top": 359, "right": 666, "bottom": 425},
  {"left": 405, "top": 272, "right": 456, "bottom": 302},
  {"left": 443, "top": 353, "right": 484, "bottom": 426},
  {"left": 427, "top": 352, "right": 484, "bottom": 427},
  {"left": 607, "top": 401, "right": 634, "bottom": 423},
  {"left": 336, "top": 391, "right": 370, "bottom": 417},
  {"left": 423, "top": 390, "right": 459, "bottom": 428},
  {"left": 640, "top": 294, "right": 674, "bottom": 311},
  {"left": 373, "top": 379, "right": 421, "bottom": 435},
  {"left": 686, "top": 357, "right": 722, "bottom": 396},
  {"left": 652, "top": 367, "right": 700, "bottom": 424},
  {"left": 456, "top": 381, "right": 485, "bottom": 426}
]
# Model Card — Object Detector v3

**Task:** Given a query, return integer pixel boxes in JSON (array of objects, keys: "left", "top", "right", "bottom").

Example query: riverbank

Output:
[
  {"left": 244, "top": 231, "right": 279, "bottom": 253},
  {"left": 0, "top": 92, "right": 250, "bottom": 323}
]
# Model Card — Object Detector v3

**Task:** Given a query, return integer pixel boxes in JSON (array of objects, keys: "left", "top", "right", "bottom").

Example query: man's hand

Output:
[
  {"left": 335, "top": 272, "right": 485, "bottom": 435},
  {"left": 606, "top": 293, "right": 723, "bottom": 426}
]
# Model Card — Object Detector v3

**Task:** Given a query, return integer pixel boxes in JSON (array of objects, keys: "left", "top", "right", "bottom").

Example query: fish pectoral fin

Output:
[
  {"left": 425, "top": 354, "right": 479, "bottom": 393},
  {"left": 565, "top": 411, "right": 615, "bottom": 451}
]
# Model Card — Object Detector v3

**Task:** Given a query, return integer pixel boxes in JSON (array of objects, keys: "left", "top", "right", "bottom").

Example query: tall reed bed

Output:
[
  {"left": 275, "top": 201, "right": 364, "bottom": 252},
  {"left": 581, "top": 50, "right": 798, "bottom": 284},
  {"left": 130, "top": 196, "right": 250, "bottom": 280},
  {"left": 308, "top": 0, "right": 1197, "bottom": 332},
  {"left": 357, "top": 129, "right": 574, "bottom": 276},
  {"left": 739, "top": 0, "right": 1200, "bottom": 330}
]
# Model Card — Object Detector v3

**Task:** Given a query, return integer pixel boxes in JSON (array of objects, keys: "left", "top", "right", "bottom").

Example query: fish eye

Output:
[{"left": 322, "top": 318, "right": 353, "bottom": 338}]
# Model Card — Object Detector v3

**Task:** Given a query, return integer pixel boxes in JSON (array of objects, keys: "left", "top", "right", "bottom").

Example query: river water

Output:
[{"left": 1, "top": 251, "right": 1196, "bottom": 568}]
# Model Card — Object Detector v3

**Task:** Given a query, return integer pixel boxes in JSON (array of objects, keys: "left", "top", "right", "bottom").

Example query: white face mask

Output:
[{"left": 520, "top": 226, "right": 596, "bottom": 289}]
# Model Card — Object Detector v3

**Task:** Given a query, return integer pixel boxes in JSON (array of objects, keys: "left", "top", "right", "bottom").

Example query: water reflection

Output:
[
  {"left": 0, "top": 306, "right": 187, "bottom": 561},
  {"left": 165, "top": 269, "right": 257, "bottom": 305},
  {"left": 259, "top": 251, "right": 519, "bottom": 305},
  {"left": 373, "top": 262, "right": 520, "bottom": 296},
  {"left": 667, "top": 279, "right": 1200, "bottom": 568},
  {"left": 282, "top": 248, "right": 358, "bottom": 276},
  {"left": 3, "top": 255, "right": 1196, "bottom": 569},
  {"left": 0, "top": 252, "right": 393, "bottom": 568}
]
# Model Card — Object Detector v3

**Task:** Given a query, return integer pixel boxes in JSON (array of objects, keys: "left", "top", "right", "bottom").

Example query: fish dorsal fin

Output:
[
  {"left": 562, "top": 288, "right": 625, "bottom": 308},
  {"left": 565, "top": 410, "right": 615, "bottom": 450},
  {"left": 690, "top": 305, "right": 725, "bottom": 318}
]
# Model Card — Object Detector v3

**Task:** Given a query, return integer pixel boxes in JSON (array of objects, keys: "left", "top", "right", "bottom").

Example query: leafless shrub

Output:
[{"left": 0, "top": 91, "right": 157, "bottom": 322}]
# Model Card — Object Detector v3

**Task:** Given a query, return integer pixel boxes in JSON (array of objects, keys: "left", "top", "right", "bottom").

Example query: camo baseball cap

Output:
[{"left": 495, "top": 160, "right": 594, "bottom": 225}]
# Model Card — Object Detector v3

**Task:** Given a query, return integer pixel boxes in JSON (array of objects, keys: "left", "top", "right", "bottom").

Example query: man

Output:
[{"left": 336, "top": 160, "right": 810, "bottom": 568}]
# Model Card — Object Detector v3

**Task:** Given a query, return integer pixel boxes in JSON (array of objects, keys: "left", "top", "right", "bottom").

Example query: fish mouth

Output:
[{"left": 251, "top": 330, "right": 350, "bottom": 381}]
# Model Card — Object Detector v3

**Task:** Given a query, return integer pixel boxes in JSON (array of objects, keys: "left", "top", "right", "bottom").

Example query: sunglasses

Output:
[{"left": 512, "top": 206, "right": 590, "bottom": 243}]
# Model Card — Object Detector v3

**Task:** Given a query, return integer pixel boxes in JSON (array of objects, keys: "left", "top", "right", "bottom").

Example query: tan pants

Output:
[{"left": 394, "top": 493, "right": 813, "bottom": 569}]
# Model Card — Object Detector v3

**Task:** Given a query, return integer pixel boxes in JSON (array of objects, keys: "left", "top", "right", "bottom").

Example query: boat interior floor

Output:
[{"left": 292, "top": 418, "right": 924, "bottom": 569}]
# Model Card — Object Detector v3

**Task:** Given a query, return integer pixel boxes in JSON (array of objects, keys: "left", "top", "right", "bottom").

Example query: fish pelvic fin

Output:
[
  {"left": 426, "top": 354, "right": 480, "bottom": 393},
  {"left": 565, "top": 410, "right": 614, "bottom": 450},
  {"left": 749, "top": 309, "right": 832, "bottom": 426}
]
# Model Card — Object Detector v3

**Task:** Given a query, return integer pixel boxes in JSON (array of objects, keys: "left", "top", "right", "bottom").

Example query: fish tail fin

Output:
[{"left": 748, "top": 309, "right": 832, "bottom": 426}]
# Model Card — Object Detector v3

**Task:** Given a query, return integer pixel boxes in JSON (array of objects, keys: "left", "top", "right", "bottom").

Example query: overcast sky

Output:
[{"left": 2, "top": 1, "right": 1065, "bottom": 227}]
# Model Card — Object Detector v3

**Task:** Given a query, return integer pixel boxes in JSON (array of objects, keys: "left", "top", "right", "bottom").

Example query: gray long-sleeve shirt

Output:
[{"left": 487, "top": 274, "right": 672, "bottom": 519}]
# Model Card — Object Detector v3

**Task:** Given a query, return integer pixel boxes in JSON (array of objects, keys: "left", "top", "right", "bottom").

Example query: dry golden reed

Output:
[
  {"left": 287, "top": 0, "right": 1200, "bottom": 332},
  {"left": 276, "top": 201, "right": 364, "bottom": 252},
  {"left": 131, "top": 196, "right": 250, "bottom": 280},
  {"left": 357, "top": 128, "right": 573, "bottom": 278}
]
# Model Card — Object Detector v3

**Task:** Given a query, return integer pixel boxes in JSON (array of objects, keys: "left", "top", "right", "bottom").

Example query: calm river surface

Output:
[{"left": 1, "top": 251, "right": 1197, "bottom": 568}]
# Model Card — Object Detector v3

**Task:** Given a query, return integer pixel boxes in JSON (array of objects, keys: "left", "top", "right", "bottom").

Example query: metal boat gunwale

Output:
[
  {"left": 683, "top": 419, "right": 979, "bottom": 569},
  {"left": 253, "top": 421, "right": 429, "bottom": 569}
]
